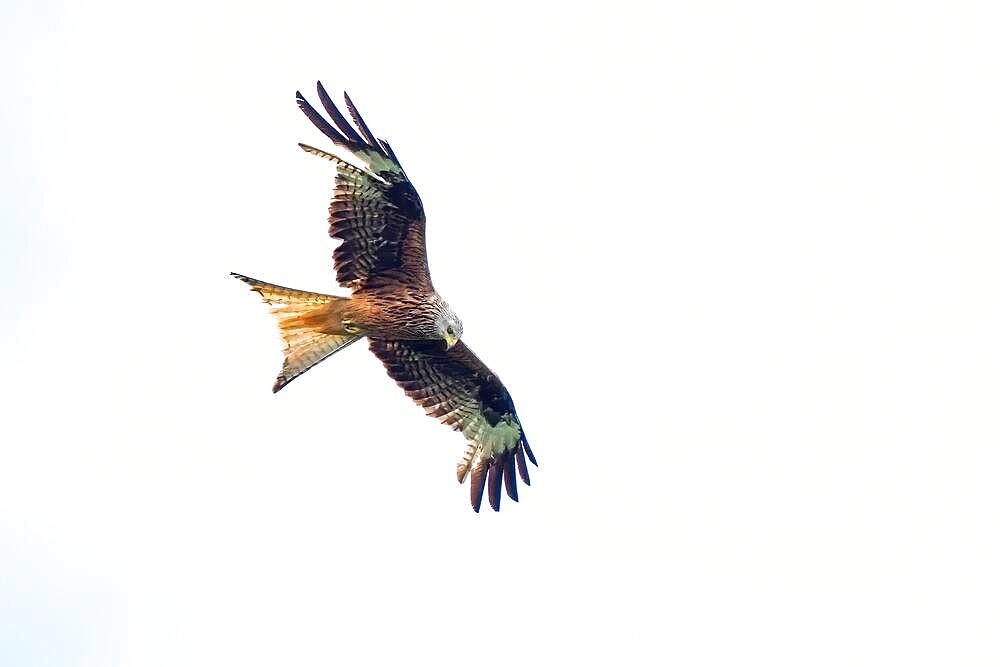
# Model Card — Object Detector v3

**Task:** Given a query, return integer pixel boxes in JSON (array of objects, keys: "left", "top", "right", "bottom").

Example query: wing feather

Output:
[
  {"left": 503, "top": 454, "right": 518, "bottom": 502},
  {"left": 487, "top": 457, "right": 504, "bottom": 512},
  {"left": 342, "top": 92, "right": 383, "bottom": 154},
  {"left": 522, "top": 434, "right": 537, "bottom": 466},
  {"left": 316, "top": 81, "right": 365, "bottom": 144},
  {"left": 297, "top": 84, "right": 430, "bottom": 292},
  {"left": 470, "top": 465, "right": 488, "bottom": 513},
  {"left": 296, "top": 91, "right": 349, "bottom": 145},
  {"left": 368, "top": 339, "right": 536, "bottom": 512},
  {"left": 515, "top": 445, "right": 530, "bottom": 485}
]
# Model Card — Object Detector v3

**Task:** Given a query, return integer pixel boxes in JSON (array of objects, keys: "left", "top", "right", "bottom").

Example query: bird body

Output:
[{"left": 232, "top": 83, "right": 535, "bottom": 512}]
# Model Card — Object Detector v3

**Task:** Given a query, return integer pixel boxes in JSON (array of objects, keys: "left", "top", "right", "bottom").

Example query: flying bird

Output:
[{"left": 232, "top": 82, "right": 535, "bottom": 512}]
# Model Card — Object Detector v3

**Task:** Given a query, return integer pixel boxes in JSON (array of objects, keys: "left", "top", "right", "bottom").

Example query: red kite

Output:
[{"left": 233, "top": 83, "right": 535, "bottom": 512}]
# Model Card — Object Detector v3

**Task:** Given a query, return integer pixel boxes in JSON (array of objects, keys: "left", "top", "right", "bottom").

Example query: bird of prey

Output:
[{"left": 232, "top": 82, "right": 535, "bottom": 512}]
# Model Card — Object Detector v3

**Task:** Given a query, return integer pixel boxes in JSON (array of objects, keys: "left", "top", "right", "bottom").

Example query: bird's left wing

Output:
[
  {"left": 368, "top": 339, "right": 537, "bottom": 512},
  {"left": 296, "top": 83, "right": 431, "bottom": 293}
]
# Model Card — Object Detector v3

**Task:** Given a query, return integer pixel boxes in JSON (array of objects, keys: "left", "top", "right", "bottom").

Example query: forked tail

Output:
[{"left": 231, "top": 273, "right": 360, "bottom": 392}]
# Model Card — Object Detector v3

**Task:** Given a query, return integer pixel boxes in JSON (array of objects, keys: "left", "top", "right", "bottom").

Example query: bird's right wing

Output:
[
  {"left": 296, "top": 82, "right": 431, "bottom": 293},
  {"left": 368, "top": 339, "right": 537, "bottom": 512}
]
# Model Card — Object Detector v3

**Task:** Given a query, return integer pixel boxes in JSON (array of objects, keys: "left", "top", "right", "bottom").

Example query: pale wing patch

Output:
[
  {"left": 457, "top": 416, "right": 522, "bottom": 483},
  {"left": 298, "top": 143, "right": 400, "bottom": 185},
  {"left": 361, "top": 149, "right": 402, "bottom": 176}
]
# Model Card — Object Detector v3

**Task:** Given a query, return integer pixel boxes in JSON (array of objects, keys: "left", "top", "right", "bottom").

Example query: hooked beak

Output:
[{"left": 444, "top": 332, "right": 459, "bottom": 350}]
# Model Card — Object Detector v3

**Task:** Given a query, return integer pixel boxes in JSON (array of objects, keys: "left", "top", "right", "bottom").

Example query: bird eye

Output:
[{"left": 446, "top": 326, "right": 455, "bottom": 336}]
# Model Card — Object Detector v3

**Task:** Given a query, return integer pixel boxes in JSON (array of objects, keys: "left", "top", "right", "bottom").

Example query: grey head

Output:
[{"left": 433, "top": 299, "right": 464, "bottom": 349}]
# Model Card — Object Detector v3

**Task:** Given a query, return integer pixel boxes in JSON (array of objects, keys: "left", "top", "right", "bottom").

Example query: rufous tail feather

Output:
[{"left": 231, "top": 273, "right": 360, "bottom": 392}]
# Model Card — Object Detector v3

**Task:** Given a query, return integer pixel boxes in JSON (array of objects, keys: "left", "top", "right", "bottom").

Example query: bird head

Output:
[{"left": 436, "top": 306, "right": 463, "bottom": 350}]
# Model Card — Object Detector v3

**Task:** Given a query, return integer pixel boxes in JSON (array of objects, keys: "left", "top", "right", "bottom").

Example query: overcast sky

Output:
[{"left": 3, "top": 1, "right": 999, "bottom": 665}]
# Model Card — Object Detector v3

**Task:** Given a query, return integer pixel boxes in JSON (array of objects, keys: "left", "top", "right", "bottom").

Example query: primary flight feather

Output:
[{"left": 232, "top": 82, "right": 535, "bottom": 512}]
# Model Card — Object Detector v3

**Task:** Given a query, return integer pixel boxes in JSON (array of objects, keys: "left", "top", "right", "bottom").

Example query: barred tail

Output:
[{"left": 230, "top": 273, "right": 361, "bottom": 392}]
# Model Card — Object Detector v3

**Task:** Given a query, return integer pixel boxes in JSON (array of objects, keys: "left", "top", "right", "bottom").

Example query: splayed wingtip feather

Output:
[
  {"left": 342, "top": 91, "right": 384, "bottom": 155},
  {"left": 522, "top": 437, "right": 537, "bottom": 466},
  {"left": 515, "top": 445, "right": 530, "bottom": 485},
  {"left": 470, "top": 465, "right": 487, "bottom": 513},
  {"left": 504, "top": 454, "right": 518, "bottom": 501},
  {"left": 316, "top": 81, "right": 365, "bottom": 144},
  {"left": 487, "top": 458, "right": 503, "bottom": 512}
]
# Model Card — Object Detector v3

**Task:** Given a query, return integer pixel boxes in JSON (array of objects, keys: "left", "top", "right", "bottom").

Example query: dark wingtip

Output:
[
  {"left": 342, "top": 91, "right": 385, "bottom": 156},
  {"left": 470, "top": 465, "right": 487, "bottom": 513},
  {"left": 504, "top": 452, "right": 518, "bottom": 502},
  {"left": 296, "top": 90, "right": 349, "bottom": 146},
  {"left": 317, "top": 81, "right": 365, "bottom": 144},
  {"left": 379, "top": 139, "right": 400, "bottom": 163},
  {"left": 521, "top": 436, "right": 538, "bottom": 467},
  {"left": 487, "top": 458, "right": 503, "bottom": 512},
  {"left": 515, "top": 445, "right": 530, "bottom": 485}
]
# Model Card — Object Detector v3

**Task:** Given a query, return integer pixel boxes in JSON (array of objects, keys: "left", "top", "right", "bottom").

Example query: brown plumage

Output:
[{"left": 233, "top": 82, "right": 535, "bottom": 512}]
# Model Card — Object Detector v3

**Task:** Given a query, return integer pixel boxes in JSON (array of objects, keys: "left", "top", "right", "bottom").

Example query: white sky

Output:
[{"left": 3, "top": 1, "right": 999, "bottom": 665}]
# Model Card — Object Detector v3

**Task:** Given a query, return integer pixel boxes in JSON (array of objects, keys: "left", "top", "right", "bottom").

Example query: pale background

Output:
[{"left": 2, "top": 1, "right": 999, "bottom": 665}]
